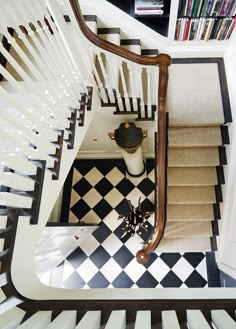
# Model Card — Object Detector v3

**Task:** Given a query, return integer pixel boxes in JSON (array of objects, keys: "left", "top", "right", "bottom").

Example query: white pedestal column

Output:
[{"left": 121, "top": 147, "right": 145, "bottom": 177}]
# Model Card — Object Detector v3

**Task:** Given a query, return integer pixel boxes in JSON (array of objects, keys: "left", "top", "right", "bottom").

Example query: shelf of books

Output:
[
  {"left": 175, "top": 0, "right": 236, "bottom": 41},
  {"left": 134, "top": 0, "right": 164, "bottom": 16}
]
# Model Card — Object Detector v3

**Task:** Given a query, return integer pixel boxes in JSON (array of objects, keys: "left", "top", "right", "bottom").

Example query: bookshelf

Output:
[
  {"left": 175, "top": 0, "right": 236, "bottom": 41},
  {"left": 106, "top": 0, "right": 171, "bottom": 37}
]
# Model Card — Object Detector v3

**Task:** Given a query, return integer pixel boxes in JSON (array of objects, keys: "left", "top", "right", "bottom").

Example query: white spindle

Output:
[
  {"left": 128, "top": 64, "right": 138, "bottom": 111},
  {"left": 97, "top": 52, "right": 115, "bottom": 103},
  {"left": 104, "top": 310, "right": 126, "bottom": 329},
  {"left": 187, "top": 310, "right": 211, "bottom": 329},
  {"left": 146, "top": 67, "right": 152, "bottom": 118},
  {"left": 162, "top": 310, "right": 181, "bottom": 329},
  {"left": 119, "top": 62, "right": 131, "bottom": 111},
  {"left": 75, "top": 311, "right": 101, "bottom": 329},
  {"left": 89, "top": 48, "right": 108, "bottom": 103},
  {"left": 0, "top": 307, "right": 26, "bottom": 329},
  {"left": 17, "top": 311, "right": 52, "bottom": 329},
  {"left": 107, "top": 54, "right": 124, "bottom": 111},
  {"left": 211, "top": 310, "right": 236, "bottom": 329},
  {"left": 0, "top": 192, "right": 33, "bottom": 209},
  {"left": 134, "top": 311, "right": 151, "bottom": 329},
  {"left": 0, "top": 172, "right": 35, "bottom": 191},
  {"left": 138, "top": 68, "right": 145, "bottom": 118}
]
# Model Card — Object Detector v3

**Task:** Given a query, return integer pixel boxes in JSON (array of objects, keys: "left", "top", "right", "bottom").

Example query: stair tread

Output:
[
  {"left": 157, "top": 237, "right": 212, "bottom": 252},
  {"left": 168, "top": 127, "right": 222, "bottom": 147},
  {"left": 168, "top": 167, "right": 218, "bottom": 186},
  {"left": 168, "top": 147, "right": 220, "bottom": 167},
  {"left": 167, "top": 204, "right": 214, "bottom": 221},
  {"left": 165, "top": 221, "right": 213, "bottom": 238},
  {"left": 168, "top": 186, "right": 216, "bottom": 204},
  {"left": 167, "top": 63, "right": 225, "bottom": 126}
]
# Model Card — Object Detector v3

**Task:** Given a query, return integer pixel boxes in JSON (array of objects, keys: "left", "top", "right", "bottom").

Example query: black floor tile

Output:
[
  {"left": 93, "top": 222, "right": 112, "bottom": 243},
  {"left": 160, "top": 253, "right": 182, "bottom": 269},
  {"left": 73, "top": 177, "right": 92, "bottom": 196},
  {"left": 160, "top": 271, "right": 183, "bottom": 288},
  {"left": 94, "top": 177, "right": 113, "bottom": 197},
  {"left": 66, "top": 247, "right": 87, "bottom": 269},
  {"left": 113, "top": 245, "right": 134, "bottom": 268},
  {"left": 63, "top": 272, "right": 85, "bottom": 289},
  {"left": 185, "top": 270, "right": 207, "bottom": 288},
  {"left": 70, "top": 199, "right": 91, "bottom": 219},
  {"left": 116, "top": 178, "right": 135, "bottom": 196},
  {"left": 183, "top": 252, "right": 205, "bottom": 268},
  {"left": 136, "top": 271, "right": 158, "bottom": 288},
  {"left": 88, "top": 271, "right": 110, "bottom": 288},
  {"left": 112, "top": 271, "right": 134, "bottom": 288},
  {"left": 90, "top": 246, "right": 111, "bottom": 269},
  {"left": 93, "top": 199, "right": 113, "bottom": 219}
]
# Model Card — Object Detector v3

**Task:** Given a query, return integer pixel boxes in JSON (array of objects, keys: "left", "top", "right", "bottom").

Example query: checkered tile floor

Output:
[{"left": 50, "top": 159, "right": 220, "bottom": 289}]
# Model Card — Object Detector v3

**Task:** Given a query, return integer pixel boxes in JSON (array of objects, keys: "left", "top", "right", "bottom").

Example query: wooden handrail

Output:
[{"left": 70, "top": 0, "right": 171, "bottom": 265}]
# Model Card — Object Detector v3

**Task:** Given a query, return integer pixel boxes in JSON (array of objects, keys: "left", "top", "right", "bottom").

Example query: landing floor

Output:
[{"left": 40, "top": 159, "right": 221, "bottom": 289}]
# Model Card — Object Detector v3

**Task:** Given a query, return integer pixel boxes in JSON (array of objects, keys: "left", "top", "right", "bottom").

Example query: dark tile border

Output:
[
  {"left": 221, "top": 125, "right": 230, "bottom": 145},
  {"left": 213, "top": 203, "right": 221, "bottom": 220},
  {"left": 206, "top": 252, "right": 221, "bottom": 287},
  {"left": 216, "top": 166, "right": 225, "bottom": 185},
  {"left": 60, "top": 165, "right": 74, "bottom": 223}
]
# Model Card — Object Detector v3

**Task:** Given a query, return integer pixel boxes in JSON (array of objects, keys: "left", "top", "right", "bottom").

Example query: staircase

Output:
[
  {"left": 0, "top": 0, "right": 235, "bottom": 326},
  {"left": 78, "top": 10, "right": 232, "bottom": 256}
]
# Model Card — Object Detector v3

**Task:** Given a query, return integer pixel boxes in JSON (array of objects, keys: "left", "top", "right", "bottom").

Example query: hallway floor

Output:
[{"left": 42, "top": 159, "right": 221, "bottom": 289}]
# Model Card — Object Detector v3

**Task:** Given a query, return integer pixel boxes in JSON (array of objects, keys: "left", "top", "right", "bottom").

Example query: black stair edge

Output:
[
  {"left": 97, "top": 27, "right": 120, "bottom": 34},
  {"left": 221, "top": 125, "right": 230, "bottom": 145},
  {"left": 83, "top": 15, "right": 97, "bottom": 22},
  {"left": 86, "top": 86, "right": 93, "bottom": 111},
  {"left": 65, "top": 109, "right": 77, "bottom": 150},
  {"left": 216, "top": 166, "right": 225, "bottom": 185},
  {"left": 63, "top": 15, "right": 71, "bottom": 22},
  {"left": 49, "top": 131, "right": 64, "bottom": 180},
  {"left": 77, "top": 93, "right": 86, "bottom": 127},
  {"left": 217, "top": 58, "right": 233, "bottom": 124},
  {"left": 141, "top": 49, "right": 159, "bottom": 56},
  {"left": 120, "top": 39, "right": 141, "bottom": 45},
  {"left": 211, "top": 220, "right": 219, "bottom": 237},
  {"left": 218, "top": 146, "right": 227, "bottom": 165},
  {"left": 213, "top": 203, "right": 221, "bottom": 220},
  {"left": 206, "top": 252, "right": 221, "bottom": 287},
  {"left": 215, "top": 185, "right": 223, "bottom": 203},
  {"left": 113, "top": 110, "right": 139, "bottom": 115}
]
